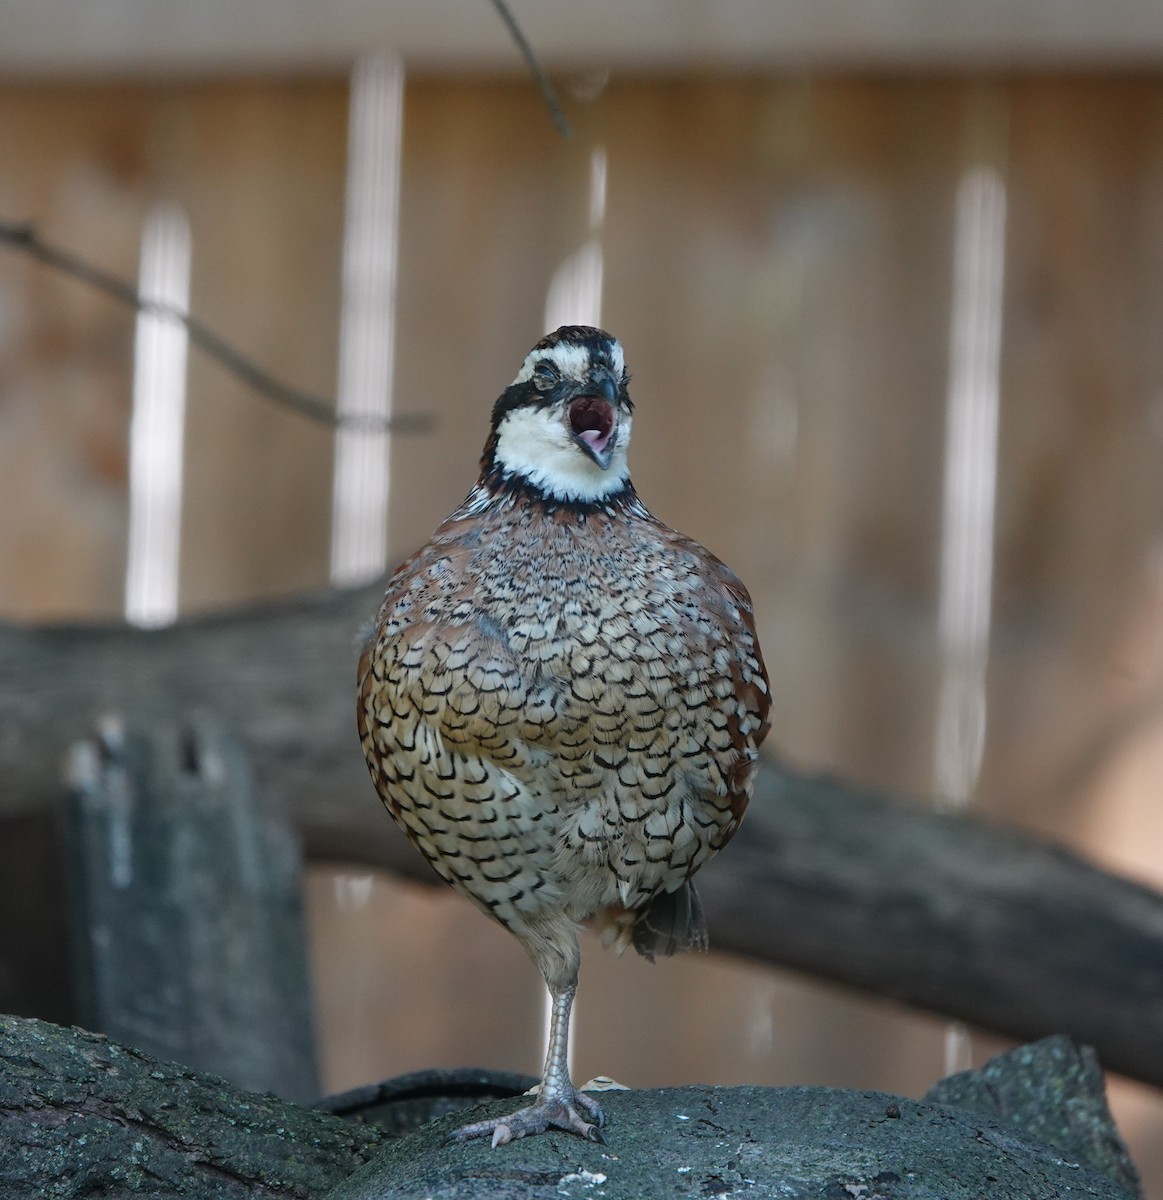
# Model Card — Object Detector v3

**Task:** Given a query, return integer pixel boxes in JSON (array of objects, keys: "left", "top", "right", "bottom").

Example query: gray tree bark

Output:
[
  {"left": 326, "top": 1084, "right": 1136, "bottom": 1200},
  {"left": 0, "top": 1013, "right": 385, "bottom": 1199},
  {"left": 0, "top": 1015, "right": 1141, "bottom": 1200}
]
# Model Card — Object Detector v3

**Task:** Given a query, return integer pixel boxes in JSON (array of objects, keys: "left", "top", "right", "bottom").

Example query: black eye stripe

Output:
[
  {"left": 490, "top": 329, "right": 630, "bottom": 429},
  {"left": 532, "top": 359, "right": 560, "bottom": 392}
]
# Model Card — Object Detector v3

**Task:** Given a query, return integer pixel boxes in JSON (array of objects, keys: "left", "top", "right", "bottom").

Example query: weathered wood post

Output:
[{"left": 61, "top": 714, "right": 319, "bottom": 1101}]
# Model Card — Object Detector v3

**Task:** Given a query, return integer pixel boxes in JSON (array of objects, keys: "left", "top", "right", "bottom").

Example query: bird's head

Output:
[{"left": 484, "top": 326, "right": 634, "bottom": 504}]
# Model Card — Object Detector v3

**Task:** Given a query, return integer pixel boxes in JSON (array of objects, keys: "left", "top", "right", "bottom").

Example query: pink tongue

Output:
[{"left": 578, "top": 428, "right": 609, "bottom": 451}]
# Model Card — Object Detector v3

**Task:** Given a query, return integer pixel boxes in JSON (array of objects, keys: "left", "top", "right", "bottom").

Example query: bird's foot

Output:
[{"left": 445, "top": 1086, "right": 607, "bottom": 1148}]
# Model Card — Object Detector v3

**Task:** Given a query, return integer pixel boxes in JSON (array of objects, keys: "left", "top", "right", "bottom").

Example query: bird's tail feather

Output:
[{"left": 630, "top": 882, "right": 709, "bottom": 962}]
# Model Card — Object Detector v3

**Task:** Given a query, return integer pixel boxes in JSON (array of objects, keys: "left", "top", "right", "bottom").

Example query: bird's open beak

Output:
[{"left": 568, "top": 371, "right": 619, "bottom": 470}]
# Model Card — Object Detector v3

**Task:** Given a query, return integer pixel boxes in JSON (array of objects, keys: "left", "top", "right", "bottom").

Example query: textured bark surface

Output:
[
  {"left": 925, "top": 1037, "right": 1141, "bottom": 1198},
  {"left": 0, "top": 1017, "right": 1140, "bottom": 1200},
  {"left": 0, "top": 1014, "right": 385, "bottom": 1199},
  {"left": 1, "top": 585, "right": 1163, "bottom": 1086},
  {"left": 326, "top": 1090, "right": 1132, "bottom": 1200},
  {"left": 323, "top": 1047, "right": 1140, "bottom": 1200}
]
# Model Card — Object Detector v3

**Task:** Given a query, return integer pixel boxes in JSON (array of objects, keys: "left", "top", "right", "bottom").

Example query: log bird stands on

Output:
[{"left": 358, "top": 326, "right": 771, "bottom": 1146}]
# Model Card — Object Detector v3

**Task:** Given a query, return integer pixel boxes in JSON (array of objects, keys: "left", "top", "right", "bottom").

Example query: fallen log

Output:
[
  {"left": 0, "top": 1014, "right": 384, "bottom": 1199},
  {"left": 696, "top": 767, "right": 1163, "bottom": 1090},
  {"left": 0, "top": 1014, "right": 1140, "bottom": 1200},
  {"left": 2, "top": 585, "right": 1163, "bottom": 1086},
  {"left": 326, "top": 1082, "right": 1136, "bottom": 1200}
]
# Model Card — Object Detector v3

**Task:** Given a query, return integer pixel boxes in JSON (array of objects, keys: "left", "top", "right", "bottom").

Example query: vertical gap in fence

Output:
[
  {"left": 537, "top": 143, "right": 608, "bottom": 1077},
  {"left": 543, "top": 144, "right": 607, "bottom": 336},
  {"left": 330, "top": 54, "right": 404, "bottom": 587},
  {"left": 125, "top": 203, "right": 192, "bottom": 628},
  {"left": 934, "top": 84, "right": 1009, "bottom": 1077}
]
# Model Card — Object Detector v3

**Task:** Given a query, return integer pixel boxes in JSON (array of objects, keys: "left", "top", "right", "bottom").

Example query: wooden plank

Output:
[
  {"left": 0, "top": 79, "right": 348, "bottom": 620},
  {"left": 62, "top": 715, "right": 319, "bottom": 1101},
  {"left": 6, "top": 1, "right": 1163, "bottom": 75}
]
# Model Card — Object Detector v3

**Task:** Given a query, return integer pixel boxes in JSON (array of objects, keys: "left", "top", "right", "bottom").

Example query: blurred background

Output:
[{"left": 2, "top": 0, "right": 1163, "bottom": 1191}]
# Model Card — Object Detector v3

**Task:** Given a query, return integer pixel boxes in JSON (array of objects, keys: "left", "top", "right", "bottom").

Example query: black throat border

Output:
[{"left": 476, "top": 458, "right": 644, "bottom": 521}]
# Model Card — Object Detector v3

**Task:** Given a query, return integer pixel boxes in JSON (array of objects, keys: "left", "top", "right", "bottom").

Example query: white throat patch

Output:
[{"left": 493, "top": 406, "right": 632, "bottom": 503}]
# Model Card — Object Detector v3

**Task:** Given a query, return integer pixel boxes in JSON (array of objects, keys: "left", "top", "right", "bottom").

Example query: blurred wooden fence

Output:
[{"left": 3, "top": 71, "right": 1163, "bottom": 1183}]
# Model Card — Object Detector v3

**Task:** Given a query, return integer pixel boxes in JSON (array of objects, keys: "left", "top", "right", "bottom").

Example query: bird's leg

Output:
[
  {"left": 446, "top": 934, "right": 606, "bottom": 1147},
  {"left": 532, "top": 977, "right": 607, "bottom": 1128}
]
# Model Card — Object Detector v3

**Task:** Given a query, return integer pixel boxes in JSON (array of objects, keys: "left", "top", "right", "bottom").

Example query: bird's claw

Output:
[{"left": 445, "top": 1089, "right": 608, "bottom": 1147}]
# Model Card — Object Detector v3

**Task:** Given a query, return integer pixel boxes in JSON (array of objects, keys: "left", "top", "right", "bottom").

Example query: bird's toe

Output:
[{"left": 445, "top": 1089, "right": 608, "bottom": 1147}]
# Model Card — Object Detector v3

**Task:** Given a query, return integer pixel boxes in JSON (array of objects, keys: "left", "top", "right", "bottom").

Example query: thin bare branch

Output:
[
  {"left": 488, "top": 0, "right": 574, "bottom": 138},
  {"left": 0, "top": 220, "right": 432, "bottom": 435}
]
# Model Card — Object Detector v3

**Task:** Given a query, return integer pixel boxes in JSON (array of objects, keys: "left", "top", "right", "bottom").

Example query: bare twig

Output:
[
  {"left": 0, "top": 220, "right": 431, "bottom": 435},
  {"left": 488, "top": 0, "right": 574, "bottom": 138}
]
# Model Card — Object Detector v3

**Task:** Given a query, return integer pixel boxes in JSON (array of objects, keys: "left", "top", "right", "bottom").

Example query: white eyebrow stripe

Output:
[{"left": 511, "top": 338, "right": 624, "bottom": 386}]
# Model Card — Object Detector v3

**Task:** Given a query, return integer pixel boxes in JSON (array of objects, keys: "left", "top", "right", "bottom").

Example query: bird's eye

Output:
[{"left": 532, "top": 360, "right": 559, "bottom": 392}]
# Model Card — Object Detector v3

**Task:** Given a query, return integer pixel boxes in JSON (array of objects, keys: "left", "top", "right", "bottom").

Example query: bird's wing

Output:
[{"left": 357, "top": 529, "right": 549, "bottom": 781}]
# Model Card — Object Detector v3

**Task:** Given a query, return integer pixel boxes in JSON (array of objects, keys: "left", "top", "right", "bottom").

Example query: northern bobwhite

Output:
[{"left": 358, "top": 325, "right": 770, "bottom": 1146}]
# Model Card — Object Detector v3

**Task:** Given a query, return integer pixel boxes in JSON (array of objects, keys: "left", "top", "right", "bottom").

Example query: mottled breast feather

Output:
[{"left": 358, "top": 485, "right": 770, "bottom": 951}]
